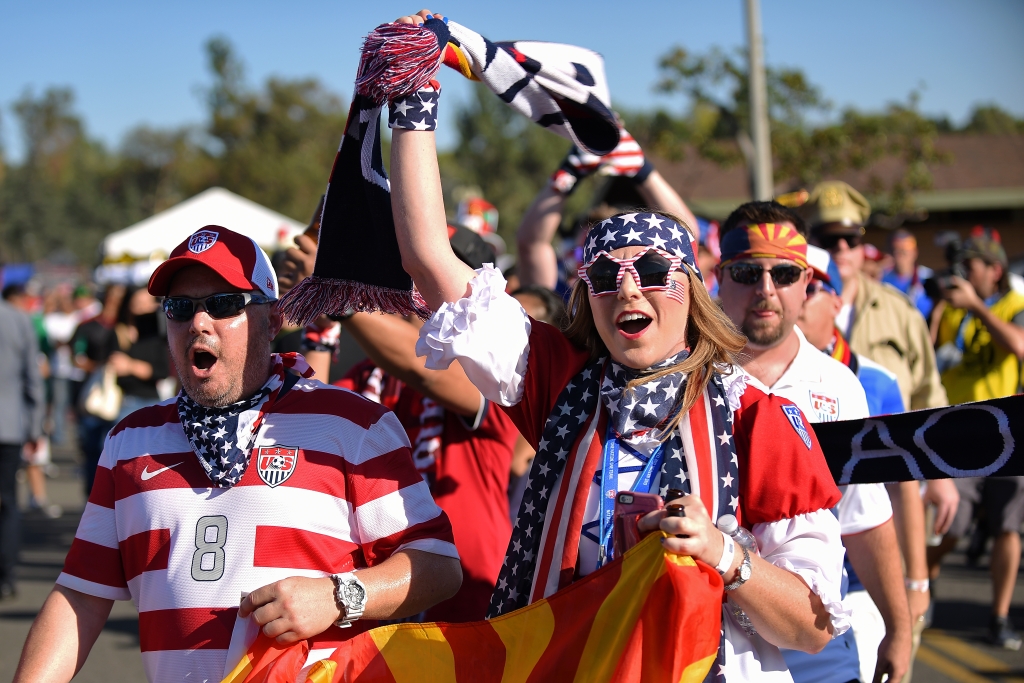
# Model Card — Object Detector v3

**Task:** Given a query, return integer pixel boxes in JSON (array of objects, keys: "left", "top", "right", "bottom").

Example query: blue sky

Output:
[{"left": 2, "top": 0, "right": 1022, "bottom": 159}]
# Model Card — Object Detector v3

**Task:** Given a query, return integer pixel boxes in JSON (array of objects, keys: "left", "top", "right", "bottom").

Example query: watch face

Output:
[
  {"left": 739, "top": 563, "right": 752, "bottom": 581},
  {"left": 343, "top": 582, "right": 366, "bottom": 604}
]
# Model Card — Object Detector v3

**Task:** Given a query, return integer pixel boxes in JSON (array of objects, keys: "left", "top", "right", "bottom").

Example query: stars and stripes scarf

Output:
[
  {"left": 177, "top": 353, "right": 313, "bottom": 488},
  {"left": 278, "top": 15, "right": 619, "bottom": 325},
  {"left": 489, "top": 356, "right": 738, "bottom": 618}
]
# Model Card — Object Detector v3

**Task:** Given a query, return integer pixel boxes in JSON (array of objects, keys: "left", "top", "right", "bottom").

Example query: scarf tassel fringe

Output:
[
  {"left": 356, "top": 23, "right": 444, "bottom": 105},
  {"left": 278, "top": 276, "right": 431, "bottom": 326}
]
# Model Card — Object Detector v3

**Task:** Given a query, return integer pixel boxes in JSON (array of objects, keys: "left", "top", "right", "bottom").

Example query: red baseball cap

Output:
[{"left": 148, "top": 225, "right": 279, "bottom": 299}]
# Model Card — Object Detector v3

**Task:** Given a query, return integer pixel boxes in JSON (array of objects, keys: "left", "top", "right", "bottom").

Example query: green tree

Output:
[
  {"left": 625, "top": 46, "right": 950, "bottom": 213},
  {"left": 962, "top": 104, "right": 1023, "bottom": 135},
  {"left": 179, "top": 37, "right": 349, "bottom": 222},
  {"left": 0, "top": 88, "right": 134, "bottom": 262}
]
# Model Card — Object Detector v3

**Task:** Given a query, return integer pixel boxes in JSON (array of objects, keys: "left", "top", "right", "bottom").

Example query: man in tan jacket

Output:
[{"left": 799, "top": 181, "right": 946, "bottom": 411}]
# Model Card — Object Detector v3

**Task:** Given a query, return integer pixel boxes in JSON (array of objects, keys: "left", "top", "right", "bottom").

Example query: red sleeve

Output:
[
  {"left": 734, "top": 385, "right": 842, "bottom": 525},
  {"left": 498, "top": 318, "right": 591, "bottom": 450}
]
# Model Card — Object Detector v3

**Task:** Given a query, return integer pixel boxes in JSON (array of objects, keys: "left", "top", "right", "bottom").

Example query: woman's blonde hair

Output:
[{"left": 563, "top": 212, "right": 746, "bottom": 438}]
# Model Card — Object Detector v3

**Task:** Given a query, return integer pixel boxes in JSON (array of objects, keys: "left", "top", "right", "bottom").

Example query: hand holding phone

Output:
[{"left": 613, "top": 491, "right": 664, "bottom": 556}]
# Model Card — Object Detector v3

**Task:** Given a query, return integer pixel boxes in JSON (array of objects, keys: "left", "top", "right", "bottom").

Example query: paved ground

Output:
[{"left": 2, "top": 444, "right": 1024, "bottom": 682}]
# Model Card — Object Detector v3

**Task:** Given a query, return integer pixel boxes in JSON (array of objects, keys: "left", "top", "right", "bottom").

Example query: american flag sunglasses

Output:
[{"left": 577, "top": 247, "right": 685, "bottom": 297}]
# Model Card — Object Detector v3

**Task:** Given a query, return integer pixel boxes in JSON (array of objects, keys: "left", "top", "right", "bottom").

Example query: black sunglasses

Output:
[
  {"left": 162, "top": 292, "right": 275, "bottom": 322},
  {"left": 585, "top": 250, "right": 678, "bottom": 295},
  {"left": 726, "top": 263, "right": 805, "bottom": 287},
  {"left": 814, "top": 232, "right": 863, "bottom": 251}
]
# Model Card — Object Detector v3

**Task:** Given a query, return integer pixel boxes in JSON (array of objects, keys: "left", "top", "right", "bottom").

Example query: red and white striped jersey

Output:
[{"left": 57, "top": 377, "right": 458, "bottom": 683}]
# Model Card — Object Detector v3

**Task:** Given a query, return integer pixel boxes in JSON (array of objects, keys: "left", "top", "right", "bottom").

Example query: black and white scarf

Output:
[{"left": 278, "top": 16, "right": 619, "bottom": 325}]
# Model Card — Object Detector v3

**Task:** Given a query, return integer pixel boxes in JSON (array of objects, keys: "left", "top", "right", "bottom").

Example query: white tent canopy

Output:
[{"left": 97, "top": 187, "right": 305, "bottom": 285}]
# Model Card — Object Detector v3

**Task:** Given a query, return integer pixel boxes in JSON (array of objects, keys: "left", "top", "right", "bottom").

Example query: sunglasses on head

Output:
[
  {"left": 578, "top": 247, "right": 684, "bottom": 296},
  {"left": 162, "top": 292, "right": 275, "bottom": 322},
  {"left": 814, "top": 232, "right": 863, "bottom": 251},
  {"left": 725, "top": 263, "right": 805, "bottom": 287}
]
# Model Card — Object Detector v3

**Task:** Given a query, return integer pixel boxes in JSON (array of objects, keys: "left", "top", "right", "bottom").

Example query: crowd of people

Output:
[{"left": 3, "top": 9, "right": 1023, "bottom": 683}]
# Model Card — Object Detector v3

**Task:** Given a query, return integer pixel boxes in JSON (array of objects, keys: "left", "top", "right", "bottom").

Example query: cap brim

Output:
[{"left": 148, "top": 256, "right": 255, "bottom": 296}]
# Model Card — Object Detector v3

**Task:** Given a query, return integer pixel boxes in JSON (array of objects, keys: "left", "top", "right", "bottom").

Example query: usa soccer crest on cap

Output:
[{"left": 256, "top": 446, "right": 299, "bottom": 487}]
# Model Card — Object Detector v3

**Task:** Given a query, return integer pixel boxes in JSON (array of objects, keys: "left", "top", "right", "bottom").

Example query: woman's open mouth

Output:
[{"left": 616, "top": 312, "right": 652, "bottom": 339}]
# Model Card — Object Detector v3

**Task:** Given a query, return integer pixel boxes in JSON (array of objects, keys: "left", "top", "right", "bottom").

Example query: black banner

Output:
[{"left": 811, "top": 395, "right": 1023, "bottom": 485}]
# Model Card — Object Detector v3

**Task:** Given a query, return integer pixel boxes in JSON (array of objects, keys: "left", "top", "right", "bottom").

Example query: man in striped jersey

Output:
[{"left": 15, "top": 226, "right": 462, "bottom": 683}]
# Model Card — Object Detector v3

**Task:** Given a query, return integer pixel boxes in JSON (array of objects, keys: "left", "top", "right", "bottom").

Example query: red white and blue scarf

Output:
[{"left": 177, "top": 353, "right": 313, "bottom": 488}]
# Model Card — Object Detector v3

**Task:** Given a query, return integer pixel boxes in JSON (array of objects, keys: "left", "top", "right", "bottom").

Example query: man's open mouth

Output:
[
  {"left": 617, "top": 312, "right": 652, "bottom": 336},
  {"left": 190, "top": 347, "right": 219, "bottom": 375}
]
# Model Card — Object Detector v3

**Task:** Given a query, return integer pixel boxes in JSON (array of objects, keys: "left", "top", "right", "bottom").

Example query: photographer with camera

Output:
[{"left": 929, "top": 231, "right": 1024, "bottom": 649}]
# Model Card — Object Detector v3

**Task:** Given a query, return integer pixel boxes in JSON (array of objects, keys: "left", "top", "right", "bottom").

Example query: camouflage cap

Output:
[
  {"left": 798, "top": 181, "right": 871, "bottom": 232},
  {"left": 961, "top": 233, "right": 1007, "bottom": 268}
]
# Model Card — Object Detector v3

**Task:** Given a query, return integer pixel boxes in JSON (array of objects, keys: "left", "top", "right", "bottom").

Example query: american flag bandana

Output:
[
  {"left": 176, "top": 353, "right": 313, "bottom": 488},
  {"left": 488, "top": 354, "right": 739, "bottom": 618},
  {"left": 581, "top": 212, "right": 702, "bottom": 283}
]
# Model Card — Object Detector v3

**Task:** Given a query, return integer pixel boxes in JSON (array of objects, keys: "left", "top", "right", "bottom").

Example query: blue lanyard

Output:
[{"left": 597, "top": 424, "right": 665, "bottom": 569}]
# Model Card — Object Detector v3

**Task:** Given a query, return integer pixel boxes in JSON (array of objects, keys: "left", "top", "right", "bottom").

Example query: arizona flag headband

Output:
[
  {"left": 278, "top": 16, "right": 620, "bottom": 324},
  {"left": 719, "top": 222, "right": 809, "bottom": 269},
  {"left": 582, "top": 212, "right": 702, "bottom": 281}
]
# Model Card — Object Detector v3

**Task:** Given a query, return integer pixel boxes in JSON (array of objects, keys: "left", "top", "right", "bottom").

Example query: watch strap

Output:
[
  {"left": 331, "top": 572, "right": 367, "bottom": 628},
  {"left": 724, "top": 546, "right": 751, "bottom": 591}
]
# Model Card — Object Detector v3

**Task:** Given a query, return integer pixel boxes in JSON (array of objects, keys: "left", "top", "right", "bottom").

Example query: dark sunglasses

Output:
[
  {"left": 162, "top": 292, "right": 275, "bottom": 322},
  {"left": 814, "top": 232, "right": 863, "bottom": 251},
  {"left": 726, "top": 263, "right": 805, "bottom": 287},
  {"left": 580, "top": 249, "right": 682, "bottom": 296}
]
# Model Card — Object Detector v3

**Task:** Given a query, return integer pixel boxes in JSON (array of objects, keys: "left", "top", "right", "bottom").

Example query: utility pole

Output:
[{"left": 745, "top": 0, "right": 773, "bottom": 200}]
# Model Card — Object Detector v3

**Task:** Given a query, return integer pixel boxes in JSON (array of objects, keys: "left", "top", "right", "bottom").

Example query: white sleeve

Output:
[
  {"left": 752, "top": 508, "right": 851, "bottom": 638},
  {"left": 415, "top": 264, "right": 532, "bottom": 407},
  {"left": 837, "top": 483, "right": 893, "bottom": 535}
]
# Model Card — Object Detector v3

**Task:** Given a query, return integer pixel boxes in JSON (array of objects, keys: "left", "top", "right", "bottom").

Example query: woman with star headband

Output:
[{"left": 385, "top": 10, "right": 850, "bottom": 680}]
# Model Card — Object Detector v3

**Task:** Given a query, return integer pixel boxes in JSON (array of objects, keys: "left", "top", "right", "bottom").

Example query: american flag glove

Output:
[
  {"left": 550, "top": 125, "right": 654, "bottom": 196},
  {"left": 301, "top": 320, "right": 342, "bottom": 353},
  {"left": 388, "top": 81, "right": 440, "bottom": 131}
]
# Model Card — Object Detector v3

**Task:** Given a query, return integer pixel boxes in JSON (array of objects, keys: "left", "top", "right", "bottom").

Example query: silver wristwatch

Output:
[
  {"left": 330, "top": 572, "right": 367, "bottom": 628},
  {"left": 723, "top": 546, "right": 752, "bottom": 591}
]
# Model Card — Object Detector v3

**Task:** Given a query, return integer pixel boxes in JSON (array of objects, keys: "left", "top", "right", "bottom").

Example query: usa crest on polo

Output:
[{"left": 256, "top": 446, "right": 298, "bottom": 487}]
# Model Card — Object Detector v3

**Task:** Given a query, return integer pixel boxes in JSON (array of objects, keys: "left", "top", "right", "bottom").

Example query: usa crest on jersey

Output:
[{"left": 256, "top": 446, "right": 298, "bottom": 487}]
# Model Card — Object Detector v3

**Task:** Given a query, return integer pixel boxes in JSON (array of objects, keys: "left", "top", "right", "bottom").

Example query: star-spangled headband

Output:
[
  {"left": 582, "top": 212, "right": 702, "bottom": 282},
  {"left": 719, "top": 222, "right": 809, "bottom": 269}
]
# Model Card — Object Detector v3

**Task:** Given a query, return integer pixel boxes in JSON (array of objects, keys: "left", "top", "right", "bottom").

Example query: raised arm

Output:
[
  {"left": 516, "top": 185, "right": 566, "bottom": 289},
  {"left": 344, "top": 312, "right": 483, "bottom": 416},
  {"left": 391, "top": 127, "right": 475, "bottom": 309}
]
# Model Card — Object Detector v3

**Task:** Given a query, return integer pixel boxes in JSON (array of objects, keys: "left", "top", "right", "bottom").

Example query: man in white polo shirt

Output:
[{"left": 716, "top": 203, "right": 911, "bottom": 683}]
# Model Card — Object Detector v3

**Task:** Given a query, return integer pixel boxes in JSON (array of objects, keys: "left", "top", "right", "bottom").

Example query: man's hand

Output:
[
  {"left": 239, "top": 577, "right": 339, "bottom": 644},
  {"left": 873, "top": 626, "right": 912, "bottom": 683},
  {"left": 925, "top": 479, "right": 960, "bottom": 536},
  {"left": 942, "top": 275, "right": 983, "bottom": 312},
  {"left": 637, "top": 494, "right": 727, "bottom": 569},
  {"left": 278, "top": 234, "right": 318, "bottom": 292}
]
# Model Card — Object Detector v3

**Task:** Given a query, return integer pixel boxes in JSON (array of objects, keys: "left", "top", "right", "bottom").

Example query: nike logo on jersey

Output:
[{"left": 140, "top": 462, "right": 185, "bottom": 481}]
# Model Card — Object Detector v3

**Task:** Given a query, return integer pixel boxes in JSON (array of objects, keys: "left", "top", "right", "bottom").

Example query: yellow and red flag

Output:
[{"left": 222, "top": 532, "right": 723, "bottom": 683}]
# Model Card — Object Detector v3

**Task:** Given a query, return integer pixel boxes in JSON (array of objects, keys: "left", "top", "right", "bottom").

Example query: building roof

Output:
[{"left": 649, "top": 134, "right": 1024, "bottom": 220}]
